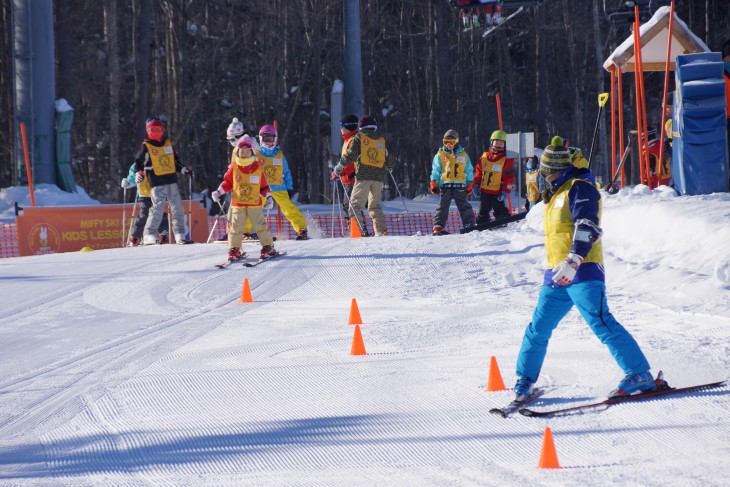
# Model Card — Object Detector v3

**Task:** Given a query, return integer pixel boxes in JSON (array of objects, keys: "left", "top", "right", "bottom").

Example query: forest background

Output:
[{"left": 1, "top": 0, "right": 729, "bottom": 205}]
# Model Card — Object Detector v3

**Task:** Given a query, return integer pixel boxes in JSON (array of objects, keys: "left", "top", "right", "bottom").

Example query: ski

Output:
[
  {"left": 215, "top": 254, "right": 247, "bottom": 269},
  {"left": 489, "top": 388, "right": 545, "bottom": 418},
  {"left": 460, "top": 211, "right": 528, "bottom": 234},
  {"left": 482, "top": 7, "right": 524, "bottom": 38},
  {"left": 243, "top": 251, "right": 287, "bottom": 267},
  {"left": 519, "top": 380, "right": 727, "bottom": 418}
]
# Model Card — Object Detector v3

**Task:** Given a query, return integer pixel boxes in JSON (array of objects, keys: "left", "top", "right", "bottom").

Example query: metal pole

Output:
[{"left": 343, "top": 0, "right": 363, "bottom": 116}]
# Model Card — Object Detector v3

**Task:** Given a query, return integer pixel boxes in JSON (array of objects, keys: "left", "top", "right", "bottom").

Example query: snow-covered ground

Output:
[{"left": 0, "top": 184, "right": 728, "bottom": 486}]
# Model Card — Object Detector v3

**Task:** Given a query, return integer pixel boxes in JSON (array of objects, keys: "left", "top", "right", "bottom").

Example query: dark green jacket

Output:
[{"left": 340, "top": 128, "right": 396, "bottom": 182}]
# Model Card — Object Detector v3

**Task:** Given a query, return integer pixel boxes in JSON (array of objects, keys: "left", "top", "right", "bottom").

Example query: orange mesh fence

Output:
[
  {"left": 0, "top": 223, "right": 20, "bottom": 258},
  {"left": 207, "top": 211, "right": 470, "bottom": 241},
  {"left": 2, "top": 208, "right": 519, "bottom": 257}
]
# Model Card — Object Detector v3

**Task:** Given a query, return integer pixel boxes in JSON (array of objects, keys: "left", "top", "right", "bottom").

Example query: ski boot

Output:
[
  {"left": 227, "top": 247, "right": 243, "bottom": 262},
  {"left": 295, "top": 229, "right": 309, "bottom": 241},
  {"left": 609, "top": 371, "right": 656, "bottom": 398},
  {"left": 260, "top": 245, "right": 277, "bottom": 259},
  {"left": 514, "top": 377, "right": 535, "bottom": 402}
]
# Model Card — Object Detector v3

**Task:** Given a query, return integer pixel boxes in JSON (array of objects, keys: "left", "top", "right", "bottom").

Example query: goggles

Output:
[
  {"left": 147, "top": 126, "right": 164, "bottom": 134},
  {"left": 260, "top": 134, "right": 276, "bottom": 143},
  {"left": 443, "top": 138, "right": 458, "bottom": 146},
  {"left": 340, "top": 122, "right": 357, "bottom": 129}
]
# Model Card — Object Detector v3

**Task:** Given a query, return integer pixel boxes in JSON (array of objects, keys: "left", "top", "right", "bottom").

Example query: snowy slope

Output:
[{"left": 0, "top": 186, "right": 728, "bottom": 486}]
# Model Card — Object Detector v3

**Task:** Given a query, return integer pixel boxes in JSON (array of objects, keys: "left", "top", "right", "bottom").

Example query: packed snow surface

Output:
[{"left": 0, "top": 185, "right": 729, "bottom": 486}]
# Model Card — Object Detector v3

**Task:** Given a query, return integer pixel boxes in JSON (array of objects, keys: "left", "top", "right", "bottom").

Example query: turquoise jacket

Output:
[{"left": 430, "top": 145, "right": 473, "bottom": 186}]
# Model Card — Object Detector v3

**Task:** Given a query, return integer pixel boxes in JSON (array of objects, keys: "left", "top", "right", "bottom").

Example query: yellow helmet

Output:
[{"left": 490, "top": 130, "right": 507, "bottom": 143}]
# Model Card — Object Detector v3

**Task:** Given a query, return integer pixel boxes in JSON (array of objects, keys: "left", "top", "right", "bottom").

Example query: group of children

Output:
[
  {"left": 212, "top": 119, "right": 311, "bottom": 261},
  {"left": 430, "top": 129, "right": 518, "bottom": 235},
  {"left": 123, "top": 116, "right": 309, "bottom": 262}
]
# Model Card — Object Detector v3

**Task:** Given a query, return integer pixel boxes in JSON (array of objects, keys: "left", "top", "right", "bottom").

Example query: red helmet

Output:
[{"left": 145, "top": 116, "right": 164, "bottom": 142}]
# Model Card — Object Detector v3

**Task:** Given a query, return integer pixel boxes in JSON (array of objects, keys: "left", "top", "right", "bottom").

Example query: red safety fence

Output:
[
  {"left": 0, "top": 223, "right": 19, "bottom": 258},
  {"left": 207, "top": 210, "right": 470, "bottom": 241},
  {"left": 1, "top": 210, "right": 489, "bottom": 257}
]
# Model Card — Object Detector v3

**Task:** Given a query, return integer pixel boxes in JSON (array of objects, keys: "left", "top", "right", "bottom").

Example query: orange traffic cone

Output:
[
  {"left": 350, "top": 324, "right": 367, "bottom": 355},
  {"left": 486, "top": 356, "right": 507, "bottom": 391},
  {"left": 350, "top": 217, "right": 362, "bottom": 238},
  {"left": 348, "top": 298, "right": 363, "bottom": 325},
  {"left": 538, "top": 427, "right": 561, "bottom": 469},
  {"left": 240, "top": 278, "right": 253, "bottom": 303}
]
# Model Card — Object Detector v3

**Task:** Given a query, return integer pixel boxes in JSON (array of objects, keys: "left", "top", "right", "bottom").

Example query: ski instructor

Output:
[{"left": 511, "top": 136, "right": 656, "bottom": 402}]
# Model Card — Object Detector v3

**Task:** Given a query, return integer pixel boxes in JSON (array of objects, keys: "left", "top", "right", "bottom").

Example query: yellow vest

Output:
[
  {"left": 231, "top": 164, "right": 265, "bottom": 206},
  {"left": 479, "top": 153, "right": 505, "bottom": 192},
  {"left": 664, "top": 119, "right": 673, "bottom": 147},
  {"left": 138, "top": 175, "right": 152, "bottom": 197},
  {"left": 438, "top": 149, "right": 468, "bottom": 183},
  {"left": 257, "top": 151, "right": 285, "bottom": 186},
  {"left": 358, "top": 134, "right": 386, "bottom": 168},
  {"left": 544, "top": 179, "right": 603, "bottom": 268},
  {"left": 525, "top": 171, "right": 539, "bottom": 202},
  {"left": 143, "top": 140, "right": 176, "bottom": 176}
]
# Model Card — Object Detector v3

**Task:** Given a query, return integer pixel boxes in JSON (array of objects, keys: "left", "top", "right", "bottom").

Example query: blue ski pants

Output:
[{"left": 515, "top": 280, "right": 650, "bottom": 383}]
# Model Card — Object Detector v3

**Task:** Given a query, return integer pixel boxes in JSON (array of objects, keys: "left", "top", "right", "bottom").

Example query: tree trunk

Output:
[{"left": 103, "top": 0, "right": 122, "bottom": 179}]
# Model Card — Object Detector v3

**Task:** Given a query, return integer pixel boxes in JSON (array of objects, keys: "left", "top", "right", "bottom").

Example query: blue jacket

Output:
[
  {"left": 430, "top": 145, "right": 474, "bottom": 186},
  {"left": 258, "top": 146, "right": 293, "bottom": 192},
  {"left": 542, "top": 166, "right": 605, "bottom": 287}
]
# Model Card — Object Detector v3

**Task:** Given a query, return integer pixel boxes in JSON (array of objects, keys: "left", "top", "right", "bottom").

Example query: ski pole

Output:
[
  {"left": 187, "top": 167, "right": 193, "bottom": 240},
  {"left": 388, "top": 169, "right": 410, "bottom": 214},
  {"left": 338, "top": 177, "right": 367, "bottom": 237},
  {"left": 206, "top": 201, "right": 226, "bottom": 243},
  {"left": 122, "top": 187, "right": 127, "bottom": 247},
  {"left": 125, "top": 192, "right": 139, "bottom": 246},
  {"left": 588, "top": 92, "right": 609, "bottom": 168}
]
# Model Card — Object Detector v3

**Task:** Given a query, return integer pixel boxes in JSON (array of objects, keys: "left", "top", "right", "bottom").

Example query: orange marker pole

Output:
[
  {"left": 19, "top": 122, "right": 36, "bottom": 207},
  {"left": 495, "top": 93, "right": 503, "bottom": 131},
  {"left": 657, "top": 1, "right": 675, "bottom": 176}
]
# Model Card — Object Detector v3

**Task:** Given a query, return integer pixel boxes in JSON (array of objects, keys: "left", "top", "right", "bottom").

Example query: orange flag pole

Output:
[
  {"left": 610, "top": 65, "right": 617, "bottom": 181},
  {"left": 657, "top": 1, "right": 675, "bottom": 177},
  {"left": 19, "top": 122, "right": 36, "bottom": 207},
  {"left": 632, "top": 13, "right": 646, "bottom": 187},
  {"left": 496, "top": 93, "right": 503, "bottom": 131},
  {"left": 618, "top": 69, "right": 626, "bottom": 188}
]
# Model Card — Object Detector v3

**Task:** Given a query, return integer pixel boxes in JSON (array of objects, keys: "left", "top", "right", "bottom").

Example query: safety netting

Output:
[{"left": 1, "top": 211, "right": 492, "bottom": 257}]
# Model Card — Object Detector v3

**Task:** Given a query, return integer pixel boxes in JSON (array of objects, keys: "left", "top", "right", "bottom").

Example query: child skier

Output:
[
  {"left": 332, "top": 114, "right": 366, "bottom": 235},
  {"left": 524, "top": 157, "right": 542, "bottom": 211},
  {"left": 429, "top": 129, "right": 475, "bottom": 235},
  {"left": 121, "top": 163, "right": 169, "bottom": 246},
  {"left": 512, "top": 136, "right": 655, "bottom": 401},
  {"left": 133, "top": 116, "right": 191, "bottom": 244},
  {"left": 473, "top": 130, "right": 515, "bottom": 224},
  {"left": 211, "top": 135, "right": 277, "bottom": 261},
  {"left": 257, "top": 124, "right": 309, "bottom": 240}
]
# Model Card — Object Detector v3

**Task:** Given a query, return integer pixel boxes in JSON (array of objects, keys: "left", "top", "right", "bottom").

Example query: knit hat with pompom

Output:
[{"left": 540, "top": 136, "right": 571, "bottom": 178}]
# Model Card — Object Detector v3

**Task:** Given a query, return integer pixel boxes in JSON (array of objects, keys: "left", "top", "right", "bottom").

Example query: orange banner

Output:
[{"left": 15, "top": 201, "right": 209, "bottom": 256}]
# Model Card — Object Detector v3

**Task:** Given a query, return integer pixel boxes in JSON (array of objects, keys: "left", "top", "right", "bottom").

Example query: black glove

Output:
[{"left": 287, "top": 189, "right": 294, "bottom": 198}]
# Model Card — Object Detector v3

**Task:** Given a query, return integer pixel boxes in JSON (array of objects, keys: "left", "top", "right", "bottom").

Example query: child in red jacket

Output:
[
  {"left": 211, "top": 135, "right": 277, "bottom": 261},
  {"left": 473, "top": 129, "right": 515, "bottom": 223}
]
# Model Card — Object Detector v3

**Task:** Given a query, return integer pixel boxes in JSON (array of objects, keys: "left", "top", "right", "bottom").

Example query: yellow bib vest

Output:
[
  {"left": 358, "top": 134, "right": 386, "bottom": 168},
  {"left": 525, "top": 171, "right": 539, "bottom": 202},
  {"left": 257, "top": 151, "right": 285, "bottom": 186},
  {"left": 479, "top": 152, "right": 505, "bottom": 192},
  {"left": 231, "top": 164, "right": 265, "bottom": 206},
  {"left": 142, "top": 140, "right": 176, "bottom": 176},
  {"left": 438, "top": 149, "right": 468, "bottom": 183},
  {"left": 544, "top": 179, "right": 603, "bottom": 268},
  {"left": 138, "top": 175, "right": 152, "bottom": 197}
]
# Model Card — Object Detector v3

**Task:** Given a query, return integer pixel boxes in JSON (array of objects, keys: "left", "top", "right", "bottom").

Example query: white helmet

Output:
[{"left": 226, "top": 118, "right": 245, "bottom": 146}]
